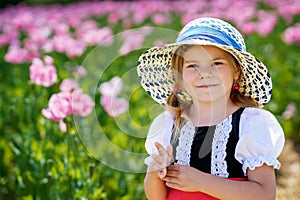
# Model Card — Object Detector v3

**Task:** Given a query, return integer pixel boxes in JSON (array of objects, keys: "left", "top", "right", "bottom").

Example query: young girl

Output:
[{"left": 137, "top": 18, "right": 285, "bottom": 200}]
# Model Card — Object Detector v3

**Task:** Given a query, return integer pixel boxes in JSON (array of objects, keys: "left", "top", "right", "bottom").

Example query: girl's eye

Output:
[
  {"left": 187, "top": 64, "right": 198, "bottom": 68},
  {"left": 211, "top": 62, "right": 223, "bottom": 67}
]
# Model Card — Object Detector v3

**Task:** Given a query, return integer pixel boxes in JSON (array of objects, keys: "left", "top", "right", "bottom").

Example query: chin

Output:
[{"left": 195, "top": 94, "right": 227, "bottom": 103}]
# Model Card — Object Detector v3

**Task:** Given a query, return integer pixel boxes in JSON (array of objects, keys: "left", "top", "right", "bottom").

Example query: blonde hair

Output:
[{"left": 166, "top": 45, "right": 259, "bottom": 136}]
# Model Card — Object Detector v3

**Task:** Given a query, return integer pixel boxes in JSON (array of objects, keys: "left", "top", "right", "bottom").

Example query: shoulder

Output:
[
  {"left": 240, "top": 107, "right": 283, "bottom": 134},
  {"left": 241, "top": 107, "right": 278, "bottom": 121}
]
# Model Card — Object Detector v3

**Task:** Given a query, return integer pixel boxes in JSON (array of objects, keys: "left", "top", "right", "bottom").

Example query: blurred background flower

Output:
[
  {"left": 29, "top": 56, "right": 57, "bottom": 87},
  {"left": 99, "top": 76, "right": 129, "bottom": 117}
]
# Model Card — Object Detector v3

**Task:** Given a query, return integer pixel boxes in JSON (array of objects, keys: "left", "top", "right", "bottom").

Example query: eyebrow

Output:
[
  {"left": 184, "top": 60, "right": 198, "bottom": 64},
  {"left": 184, "top": 57, "right": 227, "bottom": 63}
]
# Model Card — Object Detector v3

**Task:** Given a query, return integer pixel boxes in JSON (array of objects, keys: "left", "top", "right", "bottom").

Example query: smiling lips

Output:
[{"left": 196, "top": 83, "right": 218, "bottom": 88}]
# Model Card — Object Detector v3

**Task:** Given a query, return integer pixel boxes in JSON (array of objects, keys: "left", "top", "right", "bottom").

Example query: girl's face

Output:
[{"left": 181, "top": 45, "right": 238, "bottom": 104}]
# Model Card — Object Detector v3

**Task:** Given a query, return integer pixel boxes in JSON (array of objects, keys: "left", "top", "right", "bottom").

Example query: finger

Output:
[
  {"left": 166, "top": 144, "right": 174, "bottom": 164},
  {"left": 154, "top": 142, "right": 172, "bottom": 167},
  {"left": 166, "top": 168, "right": 178, "bottom": 176},
  {"left": 163, "top": 176, "right": 179, "bottom": 186},
  {"left": 154, "top": 142, "right": 168, "bottom": 157},
  {"left": 154, "top": 142, "right": 164, "bottom": 151},
  {"left": 152, "top": 154, "right": 171, "bottom": 168},
  {"left": 166, "top": 144, "right": 173, "bottom": 157},
  {"left": 158, "top": 168, "right": 167, "bottom": 179},
  {"left": 151, "top": 154, "right": 163, "bottom": 164},
  {"left": 167, "top": 164, "right": 180, "bottom": 171},
  {"left": 165, "top": 181, "right": 180, "bottom": 189}
]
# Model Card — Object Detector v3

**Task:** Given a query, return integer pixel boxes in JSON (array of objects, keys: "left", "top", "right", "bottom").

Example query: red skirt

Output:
[{"left": 167, "top": 178, "right": 248, "bottom": 200}]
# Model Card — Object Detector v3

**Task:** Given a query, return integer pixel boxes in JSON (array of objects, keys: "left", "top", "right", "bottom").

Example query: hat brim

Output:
[{"left": 137, "top": 40, "right": 272, "bottom": 107}]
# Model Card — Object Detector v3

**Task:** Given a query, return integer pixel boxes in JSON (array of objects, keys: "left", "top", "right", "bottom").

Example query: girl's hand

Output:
[
  {"left": 163, "top": 164, "right": 202, "bottom": 192},
  {"left": 147, "top": 142, "right": 173, "bottom": 179}
]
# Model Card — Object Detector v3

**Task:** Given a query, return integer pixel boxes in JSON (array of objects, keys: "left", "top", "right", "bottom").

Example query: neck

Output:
[{"left": 188, "top": 98, "right": 240, "bottom": 127}]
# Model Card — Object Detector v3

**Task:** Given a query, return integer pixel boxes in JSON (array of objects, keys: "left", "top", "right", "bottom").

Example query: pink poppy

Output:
[
  {"left": 71, "top": 88, "right": 95, "bottom": 117},
  {"left": 98, "top": 76, "right": 124, "bottom": 97},
  {"left": 29, "top": 56, "right": 57, "bottom": 87},
  {"left": 100, "top": 96, "right": 128, "bottom": 117}
]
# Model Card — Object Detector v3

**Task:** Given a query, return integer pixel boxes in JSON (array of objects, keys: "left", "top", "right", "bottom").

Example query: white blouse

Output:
[{"left": 144, "top": 107, "right": 285, "bottom": 176}]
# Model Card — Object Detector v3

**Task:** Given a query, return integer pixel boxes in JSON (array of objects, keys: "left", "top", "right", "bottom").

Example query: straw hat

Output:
[{"left": 137, "top": 17, "right": 272, "bottom": 107}]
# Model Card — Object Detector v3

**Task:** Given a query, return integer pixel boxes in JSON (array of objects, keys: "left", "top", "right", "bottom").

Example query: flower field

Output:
[{"left": 1, "top": 0, "right": 300, "bottom": 199}]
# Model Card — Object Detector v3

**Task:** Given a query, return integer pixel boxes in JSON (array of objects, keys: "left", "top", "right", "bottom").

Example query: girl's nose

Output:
[{"left": 194, "top": 67, "right": 213, "bottom": 79}]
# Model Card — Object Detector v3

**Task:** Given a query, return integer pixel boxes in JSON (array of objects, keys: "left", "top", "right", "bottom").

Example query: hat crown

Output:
[{"left": 176, "top": 18, "right": 246, "bottom": 51}]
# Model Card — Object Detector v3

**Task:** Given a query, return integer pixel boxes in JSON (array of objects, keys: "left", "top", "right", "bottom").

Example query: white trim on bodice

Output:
[
  {"left": 211, "top": 115, "right": 232, "bottom": 178},
  {"left": 175, "top": 120, "right": 195, "bottom": 166},
  {"left": 175, "top": 115, "right": 233, "bottom": 178}
]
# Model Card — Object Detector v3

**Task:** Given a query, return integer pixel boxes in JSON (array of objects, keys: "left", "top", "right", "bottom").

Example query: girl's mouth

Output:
[{"left": 197, "top": 84, "right": 218, "bottom": 88}]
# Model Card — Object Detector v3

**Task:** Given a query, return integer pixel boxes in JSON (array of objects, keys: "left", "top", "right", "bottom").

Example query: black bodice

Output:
[{"left": 189, "top": 108, "right": 246, "bottom": 178}]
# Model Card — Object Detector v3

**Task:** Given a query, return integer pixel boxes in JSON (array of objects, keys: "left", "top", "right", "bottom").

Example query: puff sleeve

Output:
[
  {"left": 144, "top": 111, "right": 174, "bottom": 165},
  {"left": 235, "top": 108, "right": 285, "bottom": 175}
]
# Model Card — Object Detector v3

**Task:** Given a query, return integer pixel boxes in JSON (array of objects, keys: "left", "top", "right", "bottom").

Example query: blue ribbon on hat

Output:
[{"left": 176, "top": 26, "right": 245, "bottom": 51}]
